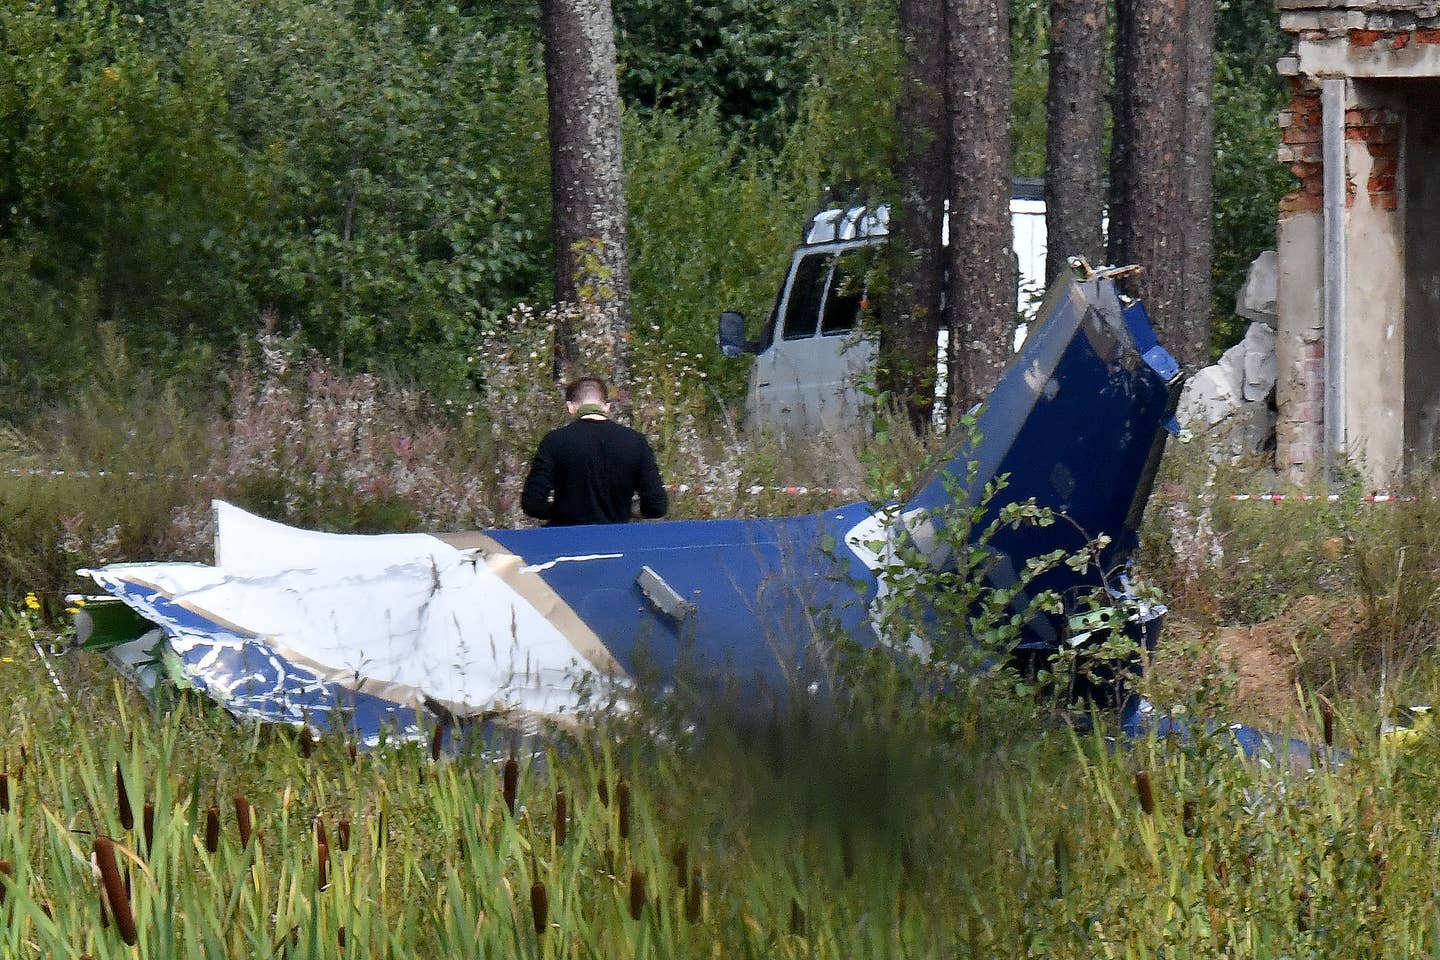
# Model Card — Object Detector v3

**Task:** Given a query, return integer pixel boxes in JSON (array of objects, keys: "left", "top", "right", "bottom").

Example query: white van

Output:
[{"left": 719, "top": 180, "right": 1047, "bottom": 434}]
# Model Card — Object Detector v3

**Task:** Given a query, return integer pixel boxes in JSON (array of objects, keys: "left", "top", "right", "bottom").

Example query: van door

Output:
[{"left": 749, "top": 244, "right": 877, "bottom": 433}]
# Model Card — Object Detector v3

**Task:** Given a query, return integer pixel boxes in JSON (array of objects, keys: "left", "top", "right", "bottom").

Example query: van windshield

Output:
[
  {"left": 821, "top": 247, "right": 872, "bottom": 335},
  {"left": 782, "top": 253, "right": 831, "bottom": 340}
]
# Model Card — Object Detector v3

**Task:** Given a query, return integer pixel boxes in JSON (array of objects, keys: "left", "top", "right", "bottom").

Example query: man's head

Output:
[{"left": 564, "top": 376, "right": 610, "bottom": 418}]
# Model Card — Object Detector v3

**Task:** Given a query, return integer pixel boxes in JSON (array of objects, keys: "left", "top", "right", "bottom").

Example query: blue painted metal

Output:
[{"left": 80, "top": 272, "right": 1184, "bottom": 744}]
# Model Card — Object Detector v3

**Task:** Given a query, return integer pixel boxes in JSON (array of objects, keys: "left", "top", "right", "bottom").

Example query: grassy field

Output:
[
  {"left": 4, "top": 357, "right": 1440, "bottom": 956},
  {"left": 1, "top": 584, "right": 1439, "bottom": 957}
]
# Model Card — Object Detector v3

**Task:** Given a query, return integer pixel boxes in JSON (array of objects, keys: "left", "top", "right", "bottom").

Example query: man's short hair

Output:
[{"left": 565, "top": 376, "right": 609, "bottom": 405}]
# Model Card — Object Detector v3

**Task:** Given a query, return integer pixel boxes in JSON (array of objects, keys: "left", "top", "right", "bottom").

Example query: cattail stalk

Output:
[
  {"left": 94, "top": 837, "right": 137, "bottom": 946},
  {"left": 673, "top": 844, "right": 688, "bottom": 888},
  {"left": 629, "top": 869, "right": 645, "bottom": 920},
  {"left": 554, "top": 790, "right": 567, "bottom": 847},
  {"left": 597, "top": 778, "right": 609, "bottom": 807},
  {"left": 299, "top": 726, "right": 314, "bottom": 759},
  {"left": 234, "top": 795, "right": 253, "bottom": 848},
  {"left": 530, "top": 880, "right": 548, "bottom": 936},
  {"left": 0, "top": 771, "right": 9, "bottom": 813},
  {"left": 115, "top": 763, "right": 133, "bottom": 831},
  {"left": 616, "top": 778, "right": 631, "bottom": 841},
  {"left": 317, "top": 841, "right": 330, "bottom": 890},
  {"left": 1135, "top": 770, "right": 1155, "bottom": 816},
  {"left": 503, "top": 754, "right": 519, "bottom": 816},
  {"left": 314, "top": 815, "right": 329, "bottom": 851},
  {"left": 143, "top": 802, "right": 155, "bottom": 853},
  {"left": 338, "top": 818, "right": 351, "bottom": 852},
  {"left": 205, "top": 807, "right": 220, "bottom": 853},
  {"left": 1183, "top": 799, "right": 1197, "bottom": 838},
  {"left": 430, "top": 722, "right": 445, "bottom": 762},
  {"left": 685, "top": 868, "right": 702, "bottom": 923},
  {"left": 1321, "top": 699, "right": 1335, "bottom": 748}
]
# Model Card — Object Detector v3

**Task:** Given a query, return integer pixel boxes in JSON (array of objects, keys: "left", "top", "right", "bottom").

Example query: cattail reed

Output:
[
  {"left": 616, "top": 778, "right": 631, "bottom": 840},
  {"left": 430, "top": 722, "right": 445, "bottom": 762},
  {"left": 1135, "top": 770, "right": 1155, "bottom": 816},
  {"left": 205, "top": 806, "right": 220, "bottom": 853},
  {"left": 234, "top": 795, "right": 254, "bottom": 848},
  {"left": 143, "top": 802, "right": 155, "bottom": 852},
  {"left": 628, "top": 869, "right": 646, "bottom": 920},
  {"left": 0, "top": 859, "right": 10, "bottom": 907},
  {"left": 1321, "top": 699, "right": 1335, "bottom": 748},
  {"left": 94, "top": 837, "right": 137, "bottom": 946},
  {"left": 597, "top": 778, "right": 609, "bottom": 807},
  {"left": 673, "top": 843, "right": 688, "bottom": 887},
  {"left": 347, "top": 741, "right": 358, "bottom": 764},
  {"left": 314, "top": 815, "right": 329, "bottom": 850},
  {"left": 115, "top": 763, "right": 133, "bottom": 831},
  {"left": 0, "top": 771, "right": 9, "bottom": 813},
  {"left": 554, "top": 790, "right": 567, "bottom": 846},
  {"left": 1183, "top": 799, "right": 1198, "bottom": 837},
  {"left": 337, "top": 927, "right": 346, "bottom": 949},
  {"left": 338, "top": 818, "right": 351, "bottom": 852},
  {"left": 317, "top": 841, "right": 330, "bottom": 890},
  {"left": 300, "top": 726, "right": 314, "bottom": 759},
  {"left": 530, "top": 880, "right": 548, "bottom": 936},
  {"left": 685, "top": 868, "right": 702, "bottom": 923},
  {"left": 503, "top": 754, "right": 519, "bottom": 816}
]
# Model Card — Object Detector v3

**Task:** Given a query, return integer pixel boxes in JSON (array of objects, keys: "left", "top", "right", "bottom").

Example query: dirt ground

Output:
[{"left": 1154, "top": 596, "right": 1367, "bottom": 730}]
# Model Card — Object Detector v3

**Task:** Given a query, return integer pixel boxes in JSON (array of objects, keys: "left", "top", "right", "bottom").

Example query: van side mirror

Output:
[{"left": 717, "top": 310, "right": 751, "bottom": 357}]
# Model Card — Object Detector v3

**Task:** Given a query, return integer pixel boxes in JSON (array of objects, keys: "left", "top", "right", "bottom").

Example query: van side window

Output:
[
  {"left": 821, "top": 248, "right": 870, "bottom": 335},
  {"left": 782, "top": 254, "right": 831, "bottom": 340}
]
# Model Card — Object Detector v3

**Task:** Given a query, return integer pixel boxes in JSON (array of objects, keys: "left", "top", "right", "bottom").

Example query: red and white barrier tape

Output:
[
  {"left": 4, "top": 468, "right": 864, "bottom": 499},
  {"left": 666, "top": 483, "right": 860, "bottom": 498},
  {"left": 1227, "top": 493, "right": 1415, "bottom": 503}
]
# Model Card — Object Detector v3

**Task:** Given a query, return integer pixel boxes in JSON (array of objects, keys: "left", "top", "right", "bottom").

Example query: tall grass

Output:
[{"left": 1, "top": 606, "right": 1438, "bottom": 957}]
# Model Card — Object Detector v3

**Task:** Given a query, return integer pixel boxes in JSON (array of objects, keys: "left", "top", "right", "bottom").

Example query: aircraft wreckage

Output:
[{"left": 72, "top": 269, "right": 1187, "bottom": 747}]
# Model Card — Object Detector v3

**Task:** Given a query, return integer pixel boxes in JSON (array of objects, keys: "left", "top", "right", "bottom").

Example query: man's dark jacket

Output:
[{"left": 520, "top": 417, "right": 668, "bottom": 526}]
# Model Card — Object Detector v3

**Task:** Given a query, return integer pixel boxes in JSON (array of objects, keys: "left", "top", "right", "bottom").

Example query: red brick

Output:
[
  {"left": 1417, "top": 28, "right": 1440, "bottom": 43},
  {"left": 1368, "top": 174, "right": 1395, "bottom": 192},
  {"left": 1375, "top": 192, "right": 1399, "bottom": 211},
  {"left": 1305, "top": 176, "right": 1324, "bottom": 195},
  {"left": 1286, "top": 126, "right": 1322, "bottom": 145},
  {"left": 1368, "top": 157, "right": 1397, "bottom": 176},
  {"left": 1290, "top": 161, "right": 1323, "bottom": 180},
  {"left": 1281, "top": 191, "right": 1323, "bottom": 214},
  {"left": 1368, "top": 141, "right": 1399, "bottom": 160},
  {"left": 1349, "top": 29, "right": 1385, "bottom": 46},
  {"left": 1345, "top": 125, "right": 1392, "bottom": 142},
  {"left": 1394, "top": 31, "right": 1411, "bottom": 49}
]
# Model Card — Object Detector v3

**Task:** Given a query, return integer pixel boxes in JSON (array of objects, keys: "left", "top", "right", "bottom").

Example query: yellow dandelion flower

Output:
[{"left": 23, "top": 593, "right": 40, "bottom": 611}]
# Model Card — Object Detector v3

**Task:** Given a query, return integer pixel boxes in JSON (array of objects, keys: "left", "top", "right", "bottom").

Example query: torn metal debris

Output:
[{"left": 75, "top": 271, "right": 1183, "bottom": 745}]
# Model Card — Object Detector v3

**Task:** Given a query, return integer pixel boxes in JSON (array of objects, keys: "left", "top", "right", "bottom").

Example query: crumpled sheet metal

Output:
[{"left": 81, "top": 273, "right": 1183, "bottom": 745}]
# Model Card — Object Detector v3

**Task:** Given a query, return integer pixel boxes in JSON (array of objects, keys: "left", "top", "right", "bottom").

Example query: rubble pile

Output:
[{"left": 1177, "top": 251, "right": 1278, "bottom": 460}]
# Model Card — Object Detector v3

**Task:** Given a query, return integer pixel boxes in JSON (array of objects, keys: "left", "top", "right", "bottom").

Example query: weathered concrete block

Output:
[
  {"left": 1236, "top": 250, "right": 1279, "bottom": 326},
  {"left": 1243, "top": 322, "right": 1279, "bottom": 401}
]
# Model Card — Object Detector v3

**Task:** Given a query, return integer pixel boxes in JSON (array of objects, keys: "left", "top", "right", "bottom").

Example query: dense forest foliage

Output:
[{"left": 0, "top": 0, "right": 1289, "bottom": 419}]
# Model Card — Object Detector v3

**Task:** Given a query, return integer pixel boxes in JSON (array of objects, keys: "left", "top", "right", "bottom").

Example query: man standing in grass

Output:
[{"left": 521, "top": 376, "right": 668, "bottom": 526}]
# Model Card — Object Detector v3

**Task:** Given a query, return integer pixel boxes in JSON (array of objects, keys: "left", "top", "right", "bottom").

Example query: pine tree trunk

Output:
[
  {"left": 945, "top": 0, "right": 1014, "bottom": 415},
  {"left": 1043, "top": 0, "right": 1106, "bottom": 284},
  {"left": 881, "top": 0, "right": 948, "bottom": 433},
  {"left": 541, "top": 0, "right": 632, "bottom": 385},
  {"left": 1108, "top": 0, "right": 1191, "bottom": 365},
  {"left": 1180, "top": 0, "right": 1215, "bottom": 362}
]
